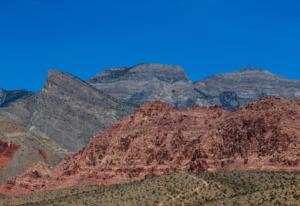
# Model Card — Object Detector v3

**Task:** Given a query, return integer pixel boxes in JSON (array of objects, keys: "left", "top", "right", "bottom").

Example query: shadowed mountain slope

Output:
[{"left": 0, "top": 89, "right": 33, "bottom": 107}]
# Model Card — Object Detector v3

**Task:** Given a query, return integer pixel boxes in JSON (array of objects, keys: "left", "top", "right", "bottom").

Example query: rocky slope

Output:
[
  {"left": 2, "top": 97, "right": 300, "bottom": 195},
  {"left": 0, "top": 70, "right": 134, "bottom": 152},
  {"left": 0, "top": 117, "right": 67, "bottom": 183},
  {"left": 194, "top": 68, "right": 300, "bottom": 110},
  {"left": 88, "top": 63, "right": 210, "bottom": 108},
  {"left": 0, "top": 89, "right": 33, "bottom": 107}
]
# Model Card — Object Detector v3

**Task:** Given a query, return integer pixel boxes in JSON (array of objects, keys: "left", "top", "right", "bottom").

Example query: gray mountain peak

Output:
[
  {"left": 88, "top": 63, "right": 206, "bottom": 108},
  {"left": 0, "top": 70, "right": 134, "bottom": 152},
  {"left": 90, "top": 63, "right": 189, "bottom": 84}
]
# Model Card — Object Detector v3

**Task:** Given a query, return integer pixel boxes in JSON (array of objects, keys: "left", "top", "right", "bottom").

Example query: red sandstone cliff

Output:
[{"left": 2, "top": 97, "right": 300, "bottom": 196}]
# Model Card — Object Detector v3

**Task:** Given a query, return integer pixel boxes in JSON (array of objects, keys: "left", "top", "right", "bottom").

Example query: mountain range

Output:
[
  {"left": 5, "top": 64, "right": 300, "bottom": 156},
  {"left": 89, "top": 64, "right": 300, "bottom": 110},
  {"left": 0, "top": 64, "right": 300, "bottom": 198}
]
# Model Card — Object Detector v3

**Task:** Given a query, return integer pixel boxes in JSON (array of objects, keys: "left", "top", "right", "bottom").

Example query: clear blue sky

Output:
[{"left": 1, "top": 0, "right": 300, "bottom": 91}]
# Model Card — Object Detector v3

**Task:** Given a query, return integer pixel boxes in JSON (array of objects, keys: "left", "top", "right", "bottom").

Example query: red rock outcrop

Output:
[
  {"left": 2, "top": 97, "right": 300, "bottom": 196},
  {"left": 0, "top": 140, "right": 18, "bottom": 171}
]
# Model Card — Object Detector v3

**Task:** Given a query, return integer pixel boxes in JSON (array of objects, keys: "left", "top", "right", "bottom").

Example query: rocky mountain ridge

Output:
[
  {"left": 88, "top": 63, "right": 210, "bottom": 108},
  {"left": 0, "top": 70, "right": 134, "bottom": 152},
  {"left": 89, "top": 64, "right": 300, "bottom": 110}
]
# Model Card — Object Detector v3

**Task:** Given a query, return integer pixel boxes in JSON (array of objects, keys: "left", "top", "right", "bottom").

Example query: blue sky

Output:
[{"left": 0, "top": 0, "right": 300, "bottom": 91}]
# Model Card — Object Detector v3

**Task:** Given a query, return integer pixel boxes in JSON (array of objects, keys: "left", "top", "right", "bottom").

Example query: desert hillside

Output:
[{"left": 2, "top": 97, "right": 300, "bottom": 195}]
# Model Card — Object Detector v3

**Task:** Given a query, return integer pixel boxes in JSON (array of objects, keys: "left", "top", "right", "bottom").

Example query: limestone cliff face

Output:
[
  {"left": 89, "top": 63, "right": 211, "bottom": 108},
  {"left": 0, "top": 70, "right": 134, "bottom": 152}
]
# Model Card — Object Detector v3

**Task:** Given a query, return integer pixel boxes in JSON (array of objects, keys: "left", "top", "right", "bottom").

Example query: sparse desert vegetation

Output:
[{"left": 1, "top": 172, "right": 299, "bottom": 206}]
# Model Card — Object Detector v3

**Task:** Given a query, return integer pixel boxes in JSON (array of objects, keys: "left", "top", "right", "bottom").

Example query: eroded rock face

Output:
[
  {"left": 2, "top": 97, "right": 300, "bottom": 196},
  {"left": 0, "top": 70, "right": 134, "bottom": 152}
]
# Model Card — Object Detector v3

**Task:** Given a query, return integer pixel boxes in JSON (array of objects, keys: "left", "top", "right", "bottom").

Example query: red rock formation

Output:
[
  {"left": 0, "top": 140, "right": 18, "bottom": 171},
  {"left": 2, "top": 97, "right": 300, "bottom": 196}
]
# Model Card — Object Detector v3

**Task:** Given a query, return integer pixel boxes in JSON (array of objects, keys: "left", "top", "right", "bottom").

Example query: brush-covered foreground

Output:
[{"left": 0, "top": 172, "right": 299, "bottom": 206}]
